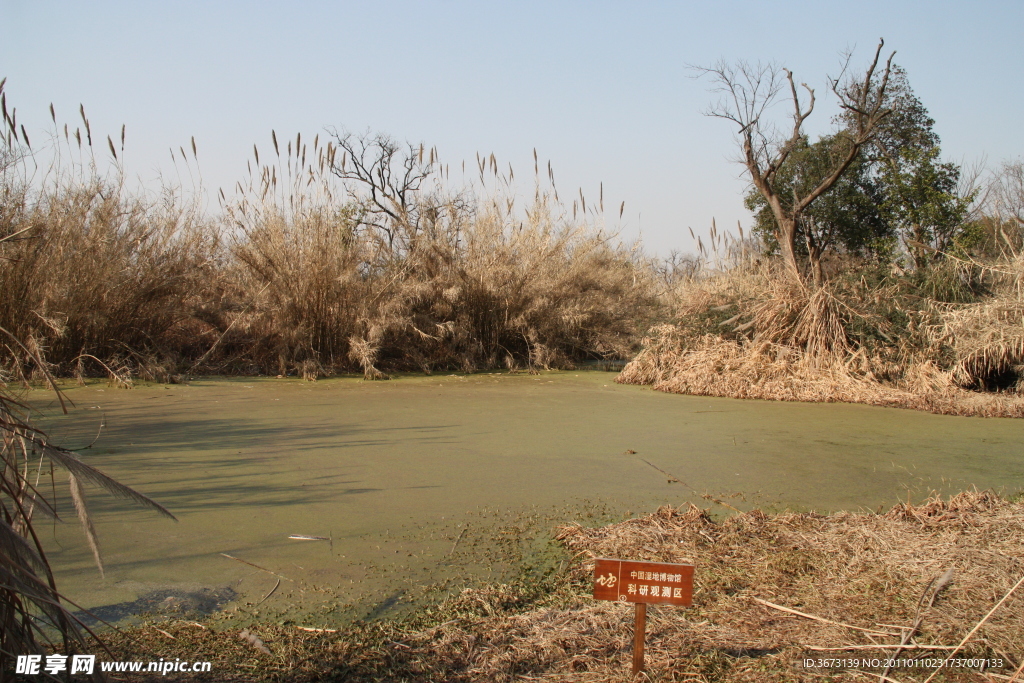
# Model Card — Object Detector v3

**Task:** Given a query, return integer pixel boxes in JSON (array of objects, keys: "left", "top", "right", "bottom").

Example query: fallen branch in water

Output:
[
  {"left": 639, "top": 457, "right": 684, "bottom": 485},
  {"left": 448, "top": 526, "right": 468, "bottom": 557},
  {"left": 219, "top": 553, "right": 292, "bottom": 581},
  {"left": 255, "top": 579, "right": 281, "bottom": 607}
]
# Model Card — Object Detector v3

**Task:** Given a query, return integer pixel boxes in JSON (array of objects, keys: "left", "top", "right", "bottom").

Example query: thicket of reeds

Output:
[
  {"left": 223, "top": 164, "right": 656, "bottom": 379},
  {"left": 3, "top": 82, "right": 1023, "bottom": 418},
  {"left": 0, "top": 96, "right": 657, "bottom": 384},
  {"left": 1, "top": 120, "right": 178, "bottom": 675}
]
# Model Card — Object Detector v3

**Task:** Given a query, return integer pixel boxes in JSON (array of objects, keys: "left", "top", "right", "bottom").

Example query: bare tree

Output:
[
  {"left": 326, "top": 130, "right": 452, "bottom": 252},
  {"left": 696, "top": 40, "right": 895, "bottom": 284},
  {"left": 989, "top": 160, "right": 1024, "bottom": 255}
]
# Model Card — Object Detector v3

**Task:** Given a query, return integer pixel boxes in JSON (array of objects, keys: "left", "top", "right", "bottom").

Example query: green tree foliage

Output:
[
  {"left": 879, "top": 145, "right": 971, "bottom": 263},
  {"left": 746, "top": 66, "right": 972, "bottom": 268},
  {"left": 745, "top": 134, "right": 893, "bottom": 261},
  {"left": 700, "top": 41, "right": 896, "bottom": 285}
]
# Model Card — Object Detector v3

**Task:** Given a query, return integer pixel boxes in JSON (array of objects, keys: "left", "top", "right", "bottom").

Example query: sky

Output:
[{"left": 2, "top": 0, "right": 1022, "bottom": 256}]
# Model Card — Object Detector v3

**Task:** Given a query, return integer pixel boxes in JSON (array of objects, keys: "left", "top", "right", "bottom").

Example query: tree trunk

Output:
[
  {"left": 804, "top": 220, "right": 825, "bottom": 286},
  {"left": 765, "top": 197, "right": 802, "bottom": 282}
]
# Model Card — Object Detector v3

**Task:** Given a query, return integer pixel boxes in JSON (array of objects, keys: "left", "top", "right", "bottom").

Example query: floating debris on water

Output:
[{"left": 288, "top": 534, "right": 330, "bottom": 541}]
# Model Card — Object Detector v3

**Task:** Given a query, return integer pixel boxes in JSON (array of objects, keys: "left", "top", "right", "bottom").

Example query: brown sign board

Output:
[{"left": 593, "top": 558, "right": 693, "bottom": 606}]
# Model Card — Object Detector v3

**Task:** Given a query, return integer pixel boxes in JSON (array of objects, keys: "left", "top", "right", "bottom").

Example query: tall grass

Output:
[
  {"left": 1, "top": 102, "right": 179, "bottom": 668},
  {"left": 1, "top": 107, "right": 656, "bottom": 382},
  {"left": 221, "top": 180, "right": 655, "bottom": 378},
  {"left": 0, "top": 176, "right": 219, "bottom": 382},
  {"left": 3, "top": 84, "right": 1021, "bottom": 398}
]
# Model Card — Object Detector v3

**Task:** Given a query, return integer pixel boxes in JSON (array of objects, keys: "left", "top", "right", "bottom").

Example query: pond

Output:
[{"left": 28, "top": 371, "right": 1024, "bottom": 625}]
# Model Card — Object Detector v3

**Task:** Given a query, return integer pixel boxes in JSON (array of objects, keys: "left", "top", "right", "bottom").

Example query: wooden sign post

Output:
[{"left": 592, "top": 558, "right": 694, "bottom": 676}]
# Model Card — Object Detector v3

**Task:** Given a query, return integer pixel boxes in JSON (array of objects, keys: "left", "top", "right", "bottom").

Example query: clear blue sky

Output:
[{"left": 3, "top": 1, "right": 1022, "bottom": 255}]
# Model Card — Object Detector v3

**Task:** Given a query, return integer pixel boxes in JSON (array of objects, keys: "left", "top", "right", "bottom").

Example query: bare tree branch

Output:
[
  {"left": 695, "top": 40, "right": 895, "bottom": 284},
  {"left": 325, "top": 130, "right": 445, "bottom": 253}
]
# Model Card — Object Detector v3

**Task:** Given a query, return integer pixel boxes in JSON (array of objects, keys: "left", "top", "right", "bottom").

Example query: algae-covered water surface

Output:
[{"left": 28, "top": 372, "right": 1024, "bottom": 625}]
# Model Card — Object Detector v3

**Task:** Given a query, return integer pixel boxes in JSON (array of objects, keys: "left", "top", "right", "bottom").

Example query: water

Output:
[{"left": 27, "top": 372, "right": 1024, "bottom": 624}]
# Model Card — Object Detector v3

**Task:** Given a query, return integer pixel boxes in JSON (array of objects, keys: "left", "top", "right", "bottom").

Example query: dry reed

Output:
[
  {"left": 5, "top": 88, "right": 1023, "bottom": 406},
  {"left": 91, "top": 490, "right": 1024, "bottom": 682},
  {"left": 1, "top": 109, "right": 656, "bottom": 381},
  {"left": 2, "top": 82, "right": 180, "bottom": 678},
  {"left": 619, "top": 254, "right": 1024, "bottom": 418}
]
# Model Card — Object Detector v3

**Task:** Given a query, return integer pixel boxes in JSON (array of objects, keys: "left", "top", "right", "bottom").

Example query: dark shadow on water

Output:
[
  {"left": 575, "top": 359, "right": 628, "bottom": 371},
  {"left": 75, "top": 586, "right": 236, "bottom": 627},
  {"left": 362, "top": 589, "right": 406, "bottom": 621}
]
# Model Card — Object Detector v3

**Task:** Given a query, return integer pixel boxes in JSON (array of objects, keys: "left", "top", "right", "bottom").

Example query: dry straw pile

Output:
[
  {"left": 554, "top": 491, "right": 1024, "bottom": 681},
  {"left": 619, "top": 253, "right": 1024, "bottom": 417}
]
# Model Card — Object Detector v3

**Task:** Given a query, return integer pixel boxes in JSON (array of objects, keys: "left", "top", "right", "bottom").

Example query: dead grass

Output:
[
  {"left": 4, "top": 90, "right": 1022, "bottom": 401},
  {"left": 1, "top": 109, "right": 655, "bottom": 381},
  {"left": 556, "top": 490, "right": 1024, "bottom": 681},
  {"left": 0, "top": 173, "right": 219, "bottom": 383},
  {"left": 91, "top": 490, "right": 1024, "bottom": 682},
  {"left": 619, "top": 257, "right": 1024, "bottom": 418},
  {"left": 222, "top": 188, "right": 656, "bottom": 378}
]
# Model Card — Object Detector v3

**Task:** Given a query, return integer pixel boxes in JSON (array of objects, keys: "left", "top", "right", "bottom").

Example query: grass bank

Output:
[{"left": 88, "top": 490, "right": 1023, "bottom": 682}]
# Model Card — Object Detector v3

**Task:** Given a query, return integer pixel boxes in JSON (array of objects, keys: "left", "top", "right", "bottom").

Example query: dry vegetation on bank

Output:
[
  {"left": 618, "top": 249, "right": 1024, "bottom": 417},
  {"left": 3, "top": 79, "right": 1024, "bottom": 417},
  {"left": 0, "top": 99, "right": 657, "bottom": 384},
  {"left": 91, "top": 491, "right": 1024, "bottom": 682},
  {"left": 4, "top": 54, "right": 1024, "bottom": 682},
  {"left": 4, "top": 130, "right": 1024, "bottom": 417}
]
